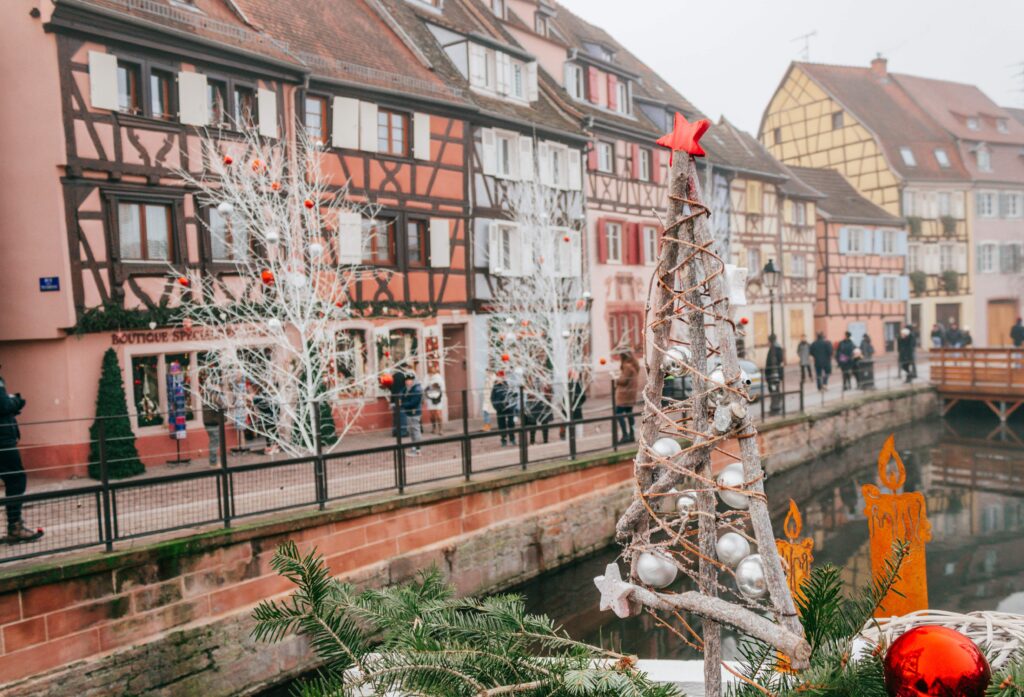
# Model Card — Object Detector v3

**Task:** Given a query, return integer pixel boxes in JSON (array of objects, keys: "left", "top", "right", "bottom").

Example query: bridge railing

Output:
[{"left": 930, "top": 348, "right": 1024, "bottom": 391}]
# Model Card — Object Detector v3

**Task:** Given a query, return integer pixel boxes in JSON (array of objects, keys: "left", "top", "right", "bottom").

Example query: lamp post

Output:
[{"left": 762, "top": 258, "right": 781, "bottom": 342}]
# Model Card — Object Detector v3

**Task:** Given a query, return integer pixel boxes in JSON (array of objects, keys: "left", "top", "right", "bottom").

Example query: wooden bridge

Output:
[{"left": 931, "top": 348, "right": 1024, "bottom": 422}]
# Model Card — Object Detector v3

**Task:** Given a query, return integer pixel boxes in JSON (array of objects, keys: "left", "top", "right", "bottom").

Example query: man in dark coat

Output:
[
  {"left": 898, "top": 327, "right": 917, "bottom": 383},
  {"left": 809, "top": 332, "right": 833, "bottom": 391},
  {"left": 401, "top": 372, "right": 424, "bottom": 456},
  {"left": 0, "top": 368, "right": 42, "bottom": 544},
  {"left": 1012, "top": 318, "right": 1024, "bottom": 348},
  {"left": 836, "top": 332, "right": 856, "bottom": 390},
  {"left": 490, "top": 372, "right": 516, "bottom": 447},
  {"left": 764, "top": 335, "right": 785, "bottom": 414}
]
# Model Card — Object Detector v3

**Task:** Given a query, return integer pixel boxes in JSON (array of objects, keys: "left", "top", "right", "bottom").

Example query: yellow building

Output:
[{"left": 759, "top": 58, "right": 972, "bottom": 336}]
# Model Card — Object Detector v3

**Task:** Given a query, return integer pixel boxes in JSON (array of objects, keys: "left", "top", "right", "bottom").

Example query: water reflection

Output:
[{"left": 511, "top": 415, "right": 1024, "bottom": 659}]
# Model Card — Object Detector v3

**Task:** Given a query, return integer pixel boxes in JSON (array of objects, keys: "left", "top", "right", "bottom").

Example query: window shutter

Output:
[
  {"left": 469, "top": 44, "right": 486, "bottom": 86},
  {"left": 337, "top": 211, "right": 363, "bottom": 264},
  {"left": 899, "top": 275, "right": 910, "bottom": 301},
  {"left": 488, "top": 221, "right": 501, "bottom": 273},
  {"left": 783, "top": 199, "right": 793, "bottom": 223},
  {"left": 514, "top": 225, "right": 533, "bottom": 276},
  {"left": 838, "top": 227, "right": 849, "bottom": 255},
  {"left": 781, "top": 253, "right": 792, "bottom": 276},
  {"left": 953, "top": 191, "right": 965, "bottom": 219},
  {"left": 866, "top": 275, "right": 878, "bottom": 301},
  {"left": 517, "top": 136, "right": 534, "bottom": 180},
  {"left": 555, "top": 228, "right": 573, "bottom": 277},
  {"left": 569, "top": 230, "right": 582, "bottom": 277},
  {"left": 597, "top": 219, "right": 608, "bottom": 264},
  {"left": 607, "top": 74, "right": 618, "bottom": 111},
  {"left": 897, "top": 230, "right": 908, "bottom": 256},
  {"left": 495, "top": 52, "right": 510, "bottom": 95},
  {"left": 538, "top": 141, "right": 552, "bottom": 186},
  {"left": 630, "top": 143, "right": 640, "bottom": 179},
  {"left": 567, "top": 149, "right": 582, "bottom": 191},
  {"left": 257, "top": 88, "right": 278, "bottom": 138},
  {"left": 873, "top": 229, "right": 885, "bottom": 255},
  {"left": 999, "top": 192, "right": 1011, "bottom": 218},
  {"left": 587, "top": 145, "right": 598, "bottom": 171},
  {"left": 481, "top": 129, "right": 497, "bottom": 176},
  {"left": 88, "top": 51, "right": 119, "bottom": 110},
  {"left": 925, "top": 245, "right": 939, "bottom": 274},
  {"left": 587, "top": 67, "right": 601, "bottom": 104},
  {"left": 332, "top": 97, "right": 360, "bottom": 149},
  {"left": 177, "top": 71, "right": 208, "bottom": 126},
  {"left": 621, "top": 223, "right": 636, "bottom": 265},
  {"left": 358, "top": 101, "right": 378, "bottom": 152},
  {"left": 840, "top": 275, "right": 851, "bottom": 301},
  {"left": 526, "top": 62, "right": 538, "bottom": 101},
  {"left": 429, "top": 218, "right": 450, "bottom": 268},
  {"left": 955, "top": 245, "right": 968, "bottom": 274},
  {"left": 651, "top": 150, "right": 663, "bottom": 184},
  {"left": 413, "top": 113, "right": 431, "bottom": 160}
]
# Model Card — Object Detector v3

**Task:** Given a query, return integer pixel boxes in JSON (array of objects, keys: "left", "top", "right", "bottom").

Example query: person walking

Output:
[
  {"left": 859, "top": 334, "right": 875, "bottom": 361},
  {"left": 0, "top": 369, "right": 42, "bottom": 544},
  {"left": 480, "top": 371, "right": 495, "bottom": 432},
  {"left": 809, "top": 332, "right": 833, "bottom": 391},
  {"left": 490, "top": 372, "right": 516, "bottom": 447},
  {"left": 764, "top": 334, "right": 784, "bottom": 415},
  {"left": 796, "top": 336, "right": 812, "bottom": 384},
  {"left": 401, "top": 372, "right": 424, "bottom": 456},
  {"left": 898, "top": 327, "right": 916, "bottom": 383},
  {"left": 424, "top": 368, "right": 445, "bottom": 435},
  {"left": 1012, "top": 318, "right": 1024, "bottom": 348},
  {"left": 836, "top": 332, "right": 856, "bottom": 390},
  {"left": 613, "top": 349, "right": 639, "bottom": 444},
  {"left": 523, "top": 381, "right": 552, "bottom": 445}
]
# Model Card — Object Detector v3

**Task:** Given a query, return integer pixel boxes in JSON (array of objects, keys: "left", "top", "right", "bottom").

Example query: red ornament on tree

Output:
[
  {"left": 884, "top": 626, "right": 990, "bottom": 697},
  {"left": 177, "top": 276, "right": 190, "bottom": 287},
  {"left": 563, "top": 235, "right": 571, "bottom": 242},
  {"left": 599, "top": 357, "right": 607, "bottom": 365},
  {"left": 380, "top": 373, "right": 394, "bottom": 388},
  {"left": 251, "top": 158, "right": 263, "bottom": 172},
  {"left": 271, "top": 181, "right": 281, "bottom": 191},
  {"left": 303, "top": 198, "right": 315, "bottom": 209},
  {"left": 656, "top": 112, "right": 711, "bottom": 164},
  {"left": 740, "top": 317, "right": 749, "bottom": 325},
  {"left": 260, "top": 269, "right": 275, "bottom": 286},
  {"left": 501, "top": 353, "right": 510, "bottom": 362}
]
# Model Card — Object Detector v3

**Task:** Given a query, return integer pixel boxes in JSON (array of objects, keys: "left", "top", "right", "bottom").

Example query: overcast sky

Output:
[{"left": 558, "top": 0, "right": 1024, "bottom": 136}]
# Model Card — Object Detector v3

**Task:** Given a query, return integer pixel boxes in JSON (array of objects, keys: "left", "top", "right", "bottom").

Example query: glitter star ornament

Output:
[{"left": 656, "top": 112, "right": 712, "bottom": 163}]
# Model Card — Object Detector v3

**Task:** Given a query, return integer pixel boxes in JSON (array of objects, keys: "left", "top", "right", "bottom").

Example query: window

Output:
[
  {"left": 908, "top": 244, "right": 921, "bottom": 273},
  {"left": 209, "top": 207, "right": 249, "bottom": 262},
  {"left": 118, "top": 201, "right": 172, "bottom": 261},
  {"left": 879, "top": 229, "right": 896, "bottom": 255},
  {"left": 496, "top": 132, "right": 516, "bottom": 178},
  {"left": 362, "top": 217, "right": 396, "bottom": 265},
  {"left": 148, "top": 69, "right": 174, "bottom": 120},
  {"left": 208, "top": 79, "right": 228, "bottom": 125},
  {"left": 976, "top": 147, "right": 992, "bottom": 172},
  {"left": 791, "top": 254, "right": 806, "bottom": 277},
  {"left": 406, "top": 219, "right": 427, "bottom": 267},
  {"left": 899, "top": 147, "right": 916, "bottom": 167},
  {"left": 509, "top": 60, "right": 526, "bottom": 100},
  {"left": 978, "top": 191, "right": 997, "bottom": 218},
  {"left": 881, "top": 275, "right": 898, "bottom": 301},
  {"left": 378, "top": 109, "right": 408, "bottom": 156},
  {"left": 490, "top": 0, "right": 505, "bottom": 17},
  {"left": 233, "top": 85, "right": 256, "bottom": 128},
  {"left": 848, "top": 275, "right": 865, "bottom": 300},
  {"left": 534, "top": 13, "right": 547, "bottom": 35},
  {"left": 565, "top": 64, "right": 584, "bottom": 100},
  {"left": 831, "top": 112, "right": 843, "bottom": 130},
  {"left": 746, "top": 247, "right": 761, "bottom": 274},
  {"left": 615, "top": 81, "right": 629, "bottom": 114},
  {"left": 609, "top": 311, "right": 644, "bottom": 353},
  {"left": 304, "top": 95, "right": 328, "bottom": 144},
  {"left": 1006, "top": 192, "right": 1023, "bottom": 218},
  {"left": 793, "top": 201, "right": 806, "bottom": 225},
  {"left": 848, "top": 227, "right": 865, "bottom": 253},
  {"left": 979, "top": 243, "right": 997, "bottom": 273},
  {"left": 132, "top": 355, "right": 162, "bottom": 427},
  {"left": 642, "top": 225, "right": 658, "bottom": 265},
  {"left": 605, "top": 222, "right": 623, "bottom": 263},
  {"left": 378, "top": 328, "right": 419, "bottom": 374},
  {"left": 550, "top": 145, "right": 567, "bottom": 188},
  {"left": 934, "top": 148, "right": 951, "bottom": 168},
  {"left": 335, "top": 329, "right": 369, "bottom": 394},
  {"left": 938, "top": 192, "right": 951, "bottom": 217},
  {"left": 746, "top": 181, "right": 762, "bottom": 214},
  {"left": 902, "top": 190, "right": 916, "bottom": 217},
  {"left": 939, "top": 243, "right": 955, "bottom": 271},
  {"left": 998, "top": 118, "right": 1009, "bottom": 134},
  {"left": 597, "top": 141, "right": 614, "bottom": 173},
  {"left": 116, "top": 61, "right": 141, "bottom": 115},
  {"left": 492, "top": 222, "right": 517, "bottom": 272},
  {"left": 967, "top": 116, "right": 979, "bottom": 131},
  {"left": 637, "top": 148, "right": 651, "bottom": 181},
  {"left": 773, "top": 127, "right": 781, "bottom": 145}
]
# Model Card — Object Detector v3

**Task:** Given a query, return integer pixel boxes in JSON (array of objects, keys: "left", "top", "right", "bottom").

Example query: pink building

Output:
[{"left": 790, "top": 167, "right": 909, "bottom": 350}]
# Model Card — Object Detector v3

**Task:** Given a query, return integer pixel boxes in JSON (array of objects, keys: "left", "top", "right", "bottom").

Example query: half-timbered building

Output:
[{"left": 789, "top": 167, "right": 908, "bottom": 351}]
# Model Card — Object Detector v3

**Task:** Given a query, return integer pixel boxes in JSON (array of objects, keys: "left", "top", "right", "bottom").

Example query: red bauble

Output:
[
  {"left": 521, "top": 320, "right": 529, "bottom": 327},
  {"left": 496, "top": 370, "right": 505, "bottom": 378},
  {"left": 271, "top": 181, "right": 281, "bottom": 191},
  {"left": 563, "top": 235, "right": 570, "bottom": 242},
  {"left": 251, "top": 158, "right": 263, "bottom": 172},
  {"left": 303, "top": 198, "right": 315, "bottom": 209},
  {"left": 260, "top": 269, "right": 275, "bottom": 286},
  {"left": 599, "top": 357, "right": 607, "bottom": 365},
  {"left": 177, "top": 276, "right": 190, "bottom": 287},
  {"left": 223, "top": 155, "right": 233, "bottom": 165},
  {"left": 740, "top": 317, "right": 749, "bottom": 325},
  {"left": 884, "top": 626, "right": 990, "bottom": 697},
  {"left": 501, "top": 353, "right": 510, "bottom": 362},
  {"left": 380, "top": 373, "right": 394, "bottom": 388}
]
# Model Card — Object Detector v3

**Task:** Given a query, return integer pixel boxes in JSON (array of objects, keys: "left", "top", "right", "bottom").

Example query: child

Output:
[{"left": 424, "top": 369, "right": 445, "bottom": 435}]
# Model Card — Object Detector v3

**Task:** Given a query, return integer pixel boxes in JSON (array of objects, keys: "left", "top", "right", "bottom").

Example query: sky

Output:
[{"left": 557, "top": 0, "right": 1024, "bottom": 135}]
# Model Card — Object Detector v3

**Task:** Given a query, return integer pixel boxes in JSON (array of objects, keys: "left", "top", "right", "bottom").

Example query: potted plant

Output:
[
  {"left": 940, "top": 215, "right": 957, "bottom": 237},
  {"left": 942, "top": 270, "right": 960, "bottom": 293},
  {"left": 909, "top": 270, "right": 928, "bottom": 295}
]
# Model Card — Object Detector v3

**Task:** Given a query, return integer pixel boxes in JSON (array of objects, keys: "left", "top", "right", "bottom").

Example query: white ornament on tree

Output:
[
  {"left": 661, "top": 346, "right": 691, "bottom": 377},
  {"left": 715, "top": 532, "right": 751, "bottom": 568},
  {"left": 148, "top": 321, "right": 157, "bottom": 330},
  {"left": 651, "top": 437, "right": 682, "bottom": 459},
  {"left": 265, "top": 228, "right": 280, "bottom": 244},
  {"left": 716, "top": 463, "right": 749, "bottom": 509},
  {"left": 636, "top": 552, "right": 678, "bottom": 588},
  {"left": 735, "top": 554, "right": 767, "bottom": 598},
  {"left": 676, "top": 490, "right": 697, "bottom": 517},
  {"left": 217, "top": 201, "right": 234, "bottom": 215},
  {"left": 308, "top": 242, "right": 324, "bottom": 258},
  {"left": 267, "top": 317, "right": 282, "bottom": 331},
  {"left": 287, "top": 273, "right": 306, "bottom": 289},
  {"left": 724, "top": 264, "right": 749, "bottom": 307}
]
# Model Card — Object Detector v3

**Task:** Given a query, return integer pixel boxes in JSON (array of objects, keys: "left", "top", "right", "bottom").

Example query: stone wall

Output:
[{"left": 0, "top": 386, "right": 935, "bottom": 696}]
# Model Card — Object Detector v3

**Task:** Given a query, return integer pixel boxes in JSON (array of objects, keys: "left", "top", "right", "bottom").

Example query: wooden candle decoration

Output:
[
  {"left": 776, "top": 499, "right": 814, "bottom": 606},
  {"left": 862, "top": 434, "right": 932, "bottom": 617}
]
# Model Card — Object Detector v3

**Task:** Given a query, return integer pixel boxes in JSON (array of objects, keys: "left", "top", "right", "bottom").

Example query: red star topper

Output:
[{"left": 656, "top": 112, "right": 711, "bottom": 164}]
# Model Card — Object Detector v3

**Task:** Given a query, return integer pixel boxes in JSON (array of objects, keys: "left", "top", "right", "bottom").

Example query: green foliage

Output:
[
  {"left": 940, "top": 215, "right": 958, "bottom": 237},
  {"left": 906, "top": 216, "right": 922, "bottom": 237},
  {"left": 942, "top": 270, "right": 961, "bottom": 294},
  {"left": 75, "top": 301, "right": 182, "bottom": 334},
  {"left": 88, "top": 348, "right": 145, "bottom": 480},
  {"left": 253, "top": 542, "right": 680, "bottom": 697},
  {"left": 909, "top": 271, "right": 927, "bottom": 295},
  {"left": 989, "top": 650, "right": 1024, "bottom": 696}
]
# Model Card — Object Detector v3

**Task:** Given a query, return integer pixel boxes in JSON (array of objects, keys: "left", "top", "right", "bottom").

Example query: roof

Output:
[
  {"left": 1008, "top": 108, "right": 1024, "bottom": 127},
  {"left": 794, "top": 61, "right": 969, "bottom": 182},
  {"left": 788, "top": 166, "right": 905, "bottom": 225},
  {"left": 706, "top": 119, "right": 821, "bottom": 199},
  {"left": 894, "top": 74, "right": 1024, "bottom": 145}
]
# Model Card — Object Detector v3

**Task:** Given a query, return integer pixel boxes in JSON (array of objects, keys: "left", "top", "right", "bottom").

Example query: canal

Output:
[{"left": 261, "top": 413, "right": 1024, "bottom": 691}]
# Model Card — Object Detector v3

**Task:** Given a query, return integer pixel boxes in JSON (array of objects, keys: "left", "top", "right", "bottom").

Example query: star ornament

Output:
[
  {"left": 656, "top": 112, "right": 711, "bottom": 164},
  {"left": 594, "top": 563, "right": 638, "bottom": 619}
]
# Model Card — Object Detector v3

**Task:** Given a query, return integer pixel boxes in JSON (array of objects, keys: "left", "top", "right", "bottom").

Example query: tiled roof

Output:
[
  {"left": 895, "top": 74, "right": 1024, "bottom": 145},
  {"left": 706, "top": 119, "right": 820, "bottom": 200},
  {"left": 788, "top": 166, "right": 904, "bottom": 225},
  {"left": 1008, "top": 108, "right": 1024, "bottom": 127},
  {"left": 796, "top": 62, "right": 969, "bottom": 182}
]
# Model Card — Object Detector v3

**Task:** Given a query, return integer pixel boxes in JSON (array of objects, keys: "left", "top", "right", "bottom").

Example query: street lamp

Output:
[{"left": 762, "top": 259, "right": 780, "bottom": 341}]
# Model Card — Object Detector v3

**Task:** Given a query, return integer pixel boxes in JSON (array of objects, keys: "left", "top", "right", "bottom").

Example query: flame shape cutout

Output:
[
  {"left": 783, "top": 499, "right": 802, "bottom": 541},
  {"left": 877, "top": 433, "right": 906, "bottom": 492}
]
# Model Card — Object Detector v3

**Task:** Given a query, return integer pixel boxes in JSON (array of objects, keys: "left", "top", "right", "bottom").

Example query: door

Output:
[
  {"left": 936, "top": 303, "right": 961, "bottom": 330},
  {"left": 442, "top": 324, "right": 468, "bottom": 420},
  {"left": 788, "top": 308, "right": 805, "bottom": 352},
  {"left": 988, "top": 299, "right": 1018, "bottom": 347}
]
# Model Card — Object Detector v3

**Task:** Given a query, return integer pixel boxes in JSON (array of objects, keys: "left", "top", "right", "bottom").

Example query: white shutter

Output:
[
  {"left": 257, "top": 88, "right": 278, "bottom": 138},
  {"left": 554, "top": 228, "right": 573, "bottom": 277},
  {"left": 925, "top": 245, "right": 940, "bottom": 274},
  {"left": 514, "top": 224, "right": 533, "bottom": 276},
  {"left": 840, "top": 275, "right": 851, "bottom": 301},
  {"left": 481, "top": 129, "right": 497, "bottom": 176},
  {"left": 359, "top": 101, "right": 378, "bottom": 153},
  {"left": 413, "top": 112, "right": 431, "bottom": 160},
  {"left": 538, "top": 141, "right": 552, "bottom": 186},
  {"left": 955, "top": 244, "right": 968, "bottom": 274},
  {"left": 526, "top": 61, "right": 538, "bottom": 101},
  {"left": 495, "top": 52, "right": 510, "bottom": 95},
  {"left": 469, "top": 44, "right": 487, "bottom": 86},
  {"left": 567, "top": 149, "right": 582, "bottom": 191},
  {"left": 953, "top": 191, "right": 965, "bottom": 219},
  {"left": 838, "top": 227, "right": 849, "bottom": 255},
  {"left": 570, "top": 230, "right": 582, "bottom": 277},
  {"left": 177, "top": 71, "right": 208, "bottom": 126},
  {"left": 337, "top": 212, "right": 363, "bottom": 264},
  {"left": 88, "top": 51, "right": 119, "bottom": 111},
  {"left": 517, "top": 136, "right": 534, "bottom": 181},
  {"left": 429, "top": 218, "right": 450, "bottom": 268},
  {"left": 488, "top": 221, "right": 501, "bottom": 273},
  {"left": 332, "top": 97, "right": 360, "bottom": 149}
]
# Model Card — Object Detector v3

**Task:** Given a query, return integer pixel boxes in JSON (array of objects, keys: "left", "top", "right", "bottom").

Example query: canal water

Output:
[{"left": 260, "top": 413, "right": 1024, "bottom": 691}]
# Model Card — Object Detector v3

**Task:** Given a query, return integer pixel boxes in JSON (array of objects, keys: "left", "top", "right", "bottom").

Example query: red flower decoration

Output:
[
  {"left": 223, "top": 155, "right": 233, "bottom": 165},
  {"left": 177, "top": 276, "right": 190, "bottom": 287},
  {"left": 656, "top": 112, "right": 711, "bottom": 164},
  {"left": 260, "top": 269, "right": 275, "bottom": 286},
  {"left": 521, "top": 320, "right": 529, "bottom": 327},
  {"left": 496, "top": 370, "right": 505, "bottom": 378},
  {"left": 303, "top": 199, "right": 315, "bottom": 209},
  {"left": 335, "top": 301, "right": 344, "bottom": 308}
]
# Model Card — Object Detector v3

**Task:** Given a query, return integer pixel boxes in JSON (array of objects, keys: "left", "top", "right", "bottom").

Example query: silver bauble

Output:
[
  {"left": 265, "top": 228, "right": 280, "bottom": 244},
  {"left": 708, "top": 368, "right": 726, "bottom": 388},
  {"left": 308, "top": 242, "right": 324, "bottom": 258},
  {"left": 676, "top": 490, "right": 697, "bottom": 518},
  {"left": 217, "top": 201, "right": 234, "bottom": 215},
  {"left": 716, "top": 463, "right": 749, "bottom": 509},
  {"left": 715, "top": 532, "right": 751, "bottom": 568},
  {"left": 661, "top": 346, "right": 690, "bottom": 377},
  {"left": 735, "top": 554, "right": 767, "bottom": 598},
  {"left": 636, "top": 552, "right": 678, "bottom": 588},
  {"left": 267, "top": 318, "right": 282, "bottom": 331},
  {"left": 287, "top": 273, "right": 306, "bottom": 288},
  {"left": 651, "top": 437, "right": 682, "bottom": 459}
]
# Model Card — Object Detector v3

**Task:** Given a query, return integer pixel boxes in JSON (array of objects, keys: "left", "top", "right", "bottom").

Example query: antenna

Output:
[
  {"left": 791, "top": 31, "right": 817, "bottom": 61},
  {"left": 1011, "top": 61, "right": 1024, "bottom": 106}
]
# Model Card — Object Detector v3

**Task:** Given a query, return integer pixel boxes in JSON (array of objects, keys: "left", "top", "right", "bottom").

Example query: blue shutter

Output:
[
  {"left": 897, "top": 230, "right": 908, "bottom": 256},
  {"left": 864, "top": 275, "right": 876, "bottom": 300},
  {"left": 872, "top": 230, "right": 883, "bottom": 255},
  {"left": 899, "top": 275, "right": 910, "bottom": 301},
  {"left": 840, "top": 274, "right": 851, "bottom": 301},
  {"left": 838, "top": 227, "right": 849, "bottom": 255}
]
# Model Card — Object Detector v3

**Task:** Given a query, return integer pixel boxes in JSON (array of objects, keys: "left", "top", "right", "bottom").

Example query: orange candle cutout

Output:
[
  {"left": 862, "top": 434, "right": 932, "bottom": 617},
  {"left": 776, "top": 499, "right": 814, "bottom": 607}
]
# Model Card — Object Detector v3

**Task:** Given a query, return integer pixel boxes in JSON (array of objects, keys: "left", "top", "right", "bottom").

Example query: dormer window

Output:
[
  {"left": 615, "top": 80, "right": 630, "bottom": 115},
  {"left": 998, "top": 118, "right": 1010, "bottom": 133},
  {"left": 976, "top": 145, "right": 992, "bottom": 172},
  {"left": 584, "top": 42, "right": 614, "bottom": 62},
  {"left": 466, "top": 41, "right": 536, "bottom": 103},
  {"left": 534, "top": 13, "right": 548, "bottom": 35},
  {"left": 967, "top": 116, "right": 980, "bottom": 131},
  {"left": 899, "top": 147, "right": 916, "bottom": 167},
  {"left": 934, "top": 148, "right": 950, "bottom": 168},
  {"left": 565, "top": 64, "right": 584, "bottom": 100},
  {"left": 490, "top": 0, "right": 505, "bottom": 18}
]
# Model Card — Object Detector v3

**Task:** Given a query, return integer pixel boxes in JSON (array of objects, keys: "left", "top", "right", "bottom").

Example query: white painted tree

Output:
[
  {"left": 173, "top": 129, "right": 414, "bottom": 456},
  {"left": 487, "top": 173, "right": 589, "bottom": 423}
]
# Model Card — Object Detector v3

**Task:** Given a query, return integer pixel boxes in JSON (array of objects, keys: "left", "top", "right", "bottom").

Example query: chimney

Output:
[{"left": 870, "top": 53, "right": 888, "bottom": 77}]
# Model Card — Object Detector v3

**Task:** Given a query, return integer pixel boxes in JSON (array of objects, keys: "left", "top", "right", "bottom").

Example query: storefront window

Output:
[
  {"left": 336, "top": 330, "right": 369, "bottom": 395},
  {"left": 378, "top": 328, "right": 419, "bottom": 374},
  {"left": 165, "top": 353, "right": 194, "bottom": 422},
  {"left": 132, "top": 355, "right": 163, "bottom": 427}
]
